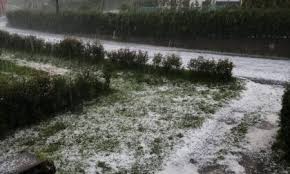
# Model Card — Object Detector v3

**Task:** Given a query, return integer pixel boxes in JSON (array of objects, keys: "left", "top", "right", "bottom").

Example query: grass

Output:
[
  {"left": 0, "top": 58, "right": 49, "bottom": 86},
  {"left": 210, "top": 112, "right": 263, "bottom": 163},
  {"left": 4, "top": 72, "right": 242, "bottom": 172},
  {"left": 40, "top": 122, "right": 67, "bottom": 138},
  {"left": 150, "top": 138, "right": 163, "bottom": 156},
  {"left": 2, "top": 50, "right": 91, "bottom": 73},
  {"left": 36, "top": 142, "right": 62, "bottom": 161},
  {"left": 178, "top": 115, "right": 205, "bottom": 129},
  {"left": 231, "top": 122, "right": 249, "bottom": 144},
  {"left": 0, "top": 51, "right": 244, "bottom": 173},
  {"left": 0, "top": 52, "right": 110, "bottom": 138},
  {"left": 97, "top": 161, "right": 112, "bottom": 172},
  {"left": 0, "top": 59, "right": 48, "bottom": 77},
  {"left": 226, "top": 113, "right": 261, "bottom": 145}
]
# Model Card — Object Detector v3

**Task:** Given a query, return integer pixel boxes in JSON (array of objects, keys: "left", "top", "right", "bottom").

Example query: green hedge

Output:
[
  {"left": 0, "top": 30, "right": 233, "bottom": 81},
  {"left": 107, "top": 49, "right": 149, "bottom": 68},
  {"left": 280, "top": 85, "right": 290, "bottom": 161},
  {"left": 242, "top": 0, "right": 290, "bottom": 8},
  {"left": 0, "top": 30, "right": 105, "bottom": 62},
  {"left": 108, "top": 49, "right": 233, "bottom": 81},
  {"left": 187, "top": 56, "right": 233, "bottom": 81},
  {"left": 0, "top": 68, "right": 110, "bottom": 138},
  {"left": 7, "top": 9, "right": 290, "bottom": 40}
]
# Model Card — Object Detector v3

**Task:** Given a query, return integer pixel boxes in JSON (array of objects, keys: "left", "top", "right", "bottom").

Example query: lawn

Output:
[{"left": 0, "top": 51, "right": 243, "bottom": 173}]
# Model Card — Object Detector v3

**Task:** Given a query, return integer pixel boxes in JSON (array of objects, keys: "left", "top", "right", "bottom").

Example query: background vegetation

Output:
[
  {"left": 0, "top": 30, "right": 105, "bottom": 63},
  {"left": 278, "top": 85, "right": 290, "bottom": 161},
  {"left": 242, "top": 0, "right": 290, "bottom": 8},
  {"left": 7, "top": 9, "right": 290, "bottom": 40}
]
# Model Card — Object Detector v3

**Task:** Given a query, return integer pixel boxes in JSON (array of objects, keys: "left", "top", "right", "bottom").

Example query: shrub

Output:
[
  {"left": 280, "top": 85, "right": 290, "bottom": 161},
  {"left": 162, "top": 54, "right": 182, "bottom": 71},
  {"left": 188, "top": 56, "right": 233, "bottom": 80},
  {"left": 107, "top": 49, "right": 149, "bottom": 68},
  {"left": 85, "top": 41, "right": 105, "bottom": 62},
  {"left": 152, "top": 53, "right": 163, "bottom": 67},
  {"left": 135, "top": 50, "right": 149, "bottom": 67},
  {"left": 0, "top": 69, "right": 110, "bottom": 138},
  {"left": 216, "top": 59, "right": 234, "bottom": 79},
  {"left": 55, "top": 38, "right": 84, "bottom": 59},
  {"left": 0, "top": 30, "right": 105, "bottom": 62},
  {"left": 0, "top": 31, "right": 45, "bottom": 54},
  {"left": 107, "top": 48, "right": 135, "bottom": 66},
  {"left": 107, "top": 48, "right": 233, "bottom": 81}
]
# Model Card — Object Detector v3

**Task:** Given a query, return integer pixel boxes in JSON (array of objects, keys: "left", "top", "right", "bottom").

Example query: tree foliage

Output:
[
  {"left": 7, "top": 9, "right": 290, "bottom": 40},
  {"left": 280, "top": 85, "right": 290, "bottom": 161},
  {"left": 242, "top": 0, "right": 290, "bottom": 8}
]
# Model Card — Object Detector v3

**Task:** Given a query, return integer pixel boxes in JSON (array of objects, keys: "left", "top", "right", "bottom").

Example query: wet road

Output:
[{"left": 1, "top": 16, "right": 289, "bottom": 84}]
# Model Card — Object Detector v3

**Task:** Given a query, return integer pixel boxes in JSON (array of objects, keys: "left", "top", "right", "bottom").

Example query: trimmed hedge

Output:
[
  {"left": 0, "top": 30, "right": 105, "bottom": 62},
  {"left": 242, "top": 0, "right": 290, "bottom": 8},
  {"left": 280, "top": 85, "right": 290, "bottom": 161},
  {"left": 0, "top": 29, "right": 233, "bottom": 81},
  {"left": 108, "top": 48, "right": 233, "bottom": 81},
  {"left": 188, "top": 56, "right": 233, "bottom": 81},
  {"left": 0, "top": 70, "right": 110, "bottom": 138},
  {"left": 7, "top": 9, "right": 290, "bottom": 40},
  {"left": 107, "top": 49, "right": 148, "bottom": 68}
]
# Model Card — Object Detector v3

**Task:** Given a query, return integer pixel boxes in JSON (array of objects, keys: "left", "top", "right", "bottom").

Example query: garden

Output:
[
  {"left": 0, "top": 31, "right": 248, "bottom": 173},
  {"left": 0, "top": 3, "right": 289, "bottom": 173}
]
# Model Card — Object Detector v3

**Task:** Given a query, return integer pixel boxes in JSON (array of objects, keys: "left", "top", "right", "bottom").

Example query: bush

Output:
[
  {"left": 280, "top": 85, "right": 290, "bottom": 161},
  {"left": 6, "top": 9, "right": 290, "bottom": 40},
  {"left": 0, "top": 30, "right": 105, "bottom": 62},
  {"left": 188, "top": 56, "right": 233, "bottom": 80},
  {"left": 152, "top": 53, "right": 163, "bottom": 67},
  {"left": 242, "top": 0, "right": 290, "bottom": 8},
  {"left": 107, "top": 49, "right": 149, "bottom": 68},
  {"left": 0, "top": 31, "right": 45, "bottom": 53},
  {"left": 55, "top": 38, "right": 84, "bottom": 59},
  {"left": 85, "top": 41, "right": 105, "bottom": 62},
  {"left": 135, "top": 50, "right": 149, "bottom": 67},
  {"left": 107, "top": 48, "right": 233, "bottom": 81},
  {"left": 162, "top": 54, "right": 182, "bottom": 71},
  {"left": 0, "top": 70, "right": 110, "bottom": 138}
]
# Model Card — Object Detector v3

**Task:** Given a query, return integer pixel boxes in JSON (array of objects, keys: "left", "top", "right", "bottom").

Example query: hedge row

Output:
[
  {"left": 107, "top": 49, "right": 233, "bottom": 81},
  {"left": 0, "top": 28, "right": 234, "bottom": 81},
  {"left": 280, "top": 85, "right": 290, "bottom": 161},
  {"left": 0, "top": 30, "right": 105, "bottom": 62},
  {"left": 7, "top": 9, "right": 290, "bottom": 40},
  {"left": 187, "top": 56, "right": 233, "bottom": 81},
  {"left": 0, "top": 29, "right": 233, "bottom": 81},
  {"left": 242, "top": 0, "right": 290, "bottom": 8},
  {"left": 0, "top": 70, "right": 110, "bottom": 138}
]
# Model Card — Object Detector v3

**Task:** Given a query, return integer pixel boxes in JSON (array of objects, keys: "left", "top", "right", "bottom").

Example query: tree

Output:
[
  {"left": 242, "top": 0, "right": 290, "bottom": 8},
  {"left": 55, "top": 0, "right": 59, "bottom": 13},
  {"left": 194, "top": 0, "right": 200, "bottom": 8},
  {"left": 202, "top": 0, "right": 212, "bottom": 8},
  {"left": 181, "top": 0, "right": 190, "bottom": 9},
  {"left": 170, "top": 0, "right": 177, "bottom": 9}
]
